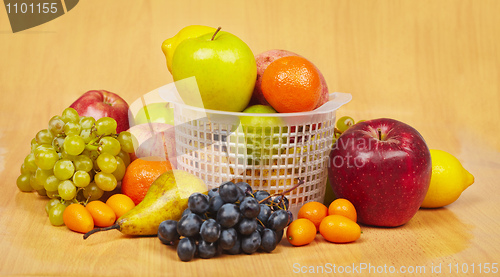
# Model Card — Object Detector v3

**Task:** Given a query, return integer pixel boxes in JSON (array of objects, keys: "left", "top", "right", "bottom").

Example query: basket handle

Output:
[{"left": 314, "top": 92, "right": 352, "bottom": 112}]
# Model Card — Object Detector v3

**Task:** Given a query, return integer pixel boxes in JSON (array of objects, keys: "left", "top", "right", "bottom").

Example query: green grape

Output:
[
  {"left": 88, "top": 170, "right": 95, "bottom": 180},
  {"left": 116, "top": 150, "right": 131, "bottom": 167},
  {"left": 17, "top": 173, "right": 33, "bottom": 192},
  {"left": 63, "top": 135, "right": 85, "bottom": 156},
  {"left": 35, "top": 129, "right": 54, "bottom": 145},
  {"left": 30, "top": 173, "right": 44, "bottom": 191},
  {"left": 53, "top": 159, "right": 75, "bottom": 180},
  {"left": 117, "top": 131, "right": 135, "bottom": 153},
  {"left": 95, "top": 117, "right": 117, "bottom": 136},
  {"left": 80, "top": 128, "right": 96, "bottom": 143},
  {"left": 58, "top": 180, "right": 77, "bottom": 200},
  {"left": 99, "top": 136, "right": 121, "bottom": 156},
  {"left": 63, "top": 122, "right": 82, "bottom": 136},
  {"left": 79, "top": 116, "right": 95, "bottom": 129},
  {"left": 73, "top": 170, "right": 90, "bottom": 188},
  {"left": 83, "top": 182, "right": 104, "bottom": 201},
  {"left": 46, "top": 190, "right": 58, "bottom": 199},
  {"left": 60, "top": 148, "right": 77, "bottom": 161},
  {"left": 30, "top": 138, "right": 40, "bottom": 153},
  {"left": 48, "top": 203, "right": 66, "bottom": 226},
  {"left": 52, "top": 136, "right": 65, "bottom": 152},
  {"left": 20, "top": 163, "right": 30, "bottom": 174},
  {"left": 94, "top": 172, "right": 118, "bottom": 191},
  {"left": 357, "top": 120, "right": 366, "bottom": 124},
  {"left": 80, "top": 149, "right": 91, "bottom": 157},
  {"left": 45, "top": 198, "right": 61, "bottom": 215},
  {"left": 112, "top": 156, "right": 126, "bottom": 181},
  {"left": 88, "top": 150, "right": 99, "bottom": 161},
  {"left": 61, "top": 107, "right": 80, "bottom": 123},
  {"left": 92, "top": 158, "right": 100, "bottom": 172},
  {"left": 73, "top": 155, "right": 93, "bottom": 172},
  {"left": 33, "top": 144, "right": 55, "bottom": 156},
  {"left": 43, "top": 175, "right": 60, "bottom": 192},
  {"left": 35, "top": 148, "right": 59, "bottom": 170},
  {"left": 37, "top": 189, "right": 47, "bottom": 197},
  {"left": 35, "top": 167, "right": 53, "bottom": 188},
  {"left": 48, "top": 115, "right": 65, "bottom": 136},
  {"left": 96, "top": 153, "right": 117, "bottom": 173},
  {"left": 336, "top": 116, "right": 355, "bottom": 132},
  {"left": 24, "top": 153, "right": 38, "bottom": 172}
]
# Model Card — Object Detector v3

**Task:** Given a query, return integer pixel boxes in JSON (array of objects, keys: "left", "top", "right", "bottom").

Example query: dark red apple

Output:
[
  {"left": 328, "top": 118, "right": 431, "bottom": 227},
  {"left": 70, "top": 90, "right": 130, "bottom": 133}
]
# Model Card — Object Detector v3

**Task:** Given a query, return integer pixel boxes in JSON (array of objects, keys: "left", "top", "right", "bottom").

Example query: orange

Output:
[
  {"left": 261, "top": 56, "right": 321, "bottom": 113},
  {"left": 121, "top": 158, "right": 172, "bottom": 205},
  {"left": 63, "top": 203, "right": 94, "bottom": 234},
  {"left": 106, "top": 194, "right": 136, "bottom": 218},
  {"left": 319, "top": 215, "right": 361, "bottom": 243},
  {"left": 297, "top": 201, "right": 328, "bottom": 231},
  {"left": 85, "top": 200, "right": 116, "bottom": 227},
  {"left": 286, "top": 218, "right": 317, "bottom": 246},
  {"left": 328, "top": 198, "right": 357, "bottom": 222}
]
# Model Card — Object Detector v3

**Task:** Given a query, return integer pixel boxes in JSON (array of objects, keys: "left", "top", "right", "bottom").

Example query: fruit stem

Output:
[
  {"left": 378, "top": 129, "right": 382, "bottom": 140},
  {"left": 258, "top": 178, "right": 305, "bottom": 204},
  {"left": 85, "top": 144, "right": 99, "bottom": 151},
  {"left": 83, "top": 224, "right": 120, "bottom": 240},
  {"left": 161, "top": 132, "right": 169, "bottom": 161},
  {"left": 211, "top": 27, "right": 222, "bottom": 41}
]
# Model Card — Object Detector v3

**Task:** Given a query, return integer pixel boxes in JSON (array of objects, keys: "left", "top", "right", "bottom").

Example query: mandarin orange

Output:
[{"left": 261, "top": 56, "right": 321, "bottom": 113}]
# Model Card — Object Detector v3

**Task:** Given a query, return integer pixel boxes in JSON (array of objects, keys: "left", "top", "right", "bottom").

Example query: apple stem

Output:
[
  {"left": 211, "top": 27, "right": 222, "bottom": 41},
  {"left": 378, "top": 129, "right": 382, "bottom": 140},
  {"left": 161, "top": 132, "right": 169, "bottom": 161}
]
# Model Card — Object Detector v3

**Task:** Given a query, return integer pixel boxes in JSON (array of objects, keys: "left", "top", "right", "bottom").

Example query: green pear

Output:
[{"left": 83, "top": 170, "right": 207, "bottom": 238}]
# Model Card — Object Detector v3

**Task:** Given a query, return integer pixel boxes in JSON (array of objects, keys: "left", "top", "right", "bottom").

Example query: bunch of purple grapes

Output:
[{"left": 158, "top": 181, "right": 293, "bottom": 261}]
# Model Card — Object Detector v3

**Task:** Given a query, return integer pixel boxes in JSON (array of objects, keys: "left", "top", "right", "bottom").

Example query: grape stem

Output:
[
  {"left": 258, "top": 178, "right": 305, "bottom": 205},
  {"left": 83, "top": 224, "right": 120, "bottom": 240},
  {"left": 334, "top": 127, "right": 343, "bottom": 138}
]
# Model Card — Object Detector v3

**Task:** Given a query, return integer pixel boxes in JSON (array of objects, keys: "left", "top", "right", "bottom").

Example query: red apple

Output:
[
  {"left": 70, "top": 90, "right": 130, "bottom": 133},
  {"left": 251, "top": 49, "right": 329, "bottom": 109},
  {"left": 328, "top": 118, "right": 431, "bottom": 227}
]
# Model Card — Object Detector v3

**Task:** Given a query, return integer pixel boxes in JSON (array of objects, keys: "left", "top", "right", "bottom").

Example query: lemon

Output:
[
  {"left": 421, "top": 149, "right": 475, "bottom": 208},
  {"left": 161, "top": 25, "right": 216, "bottom": 73}
]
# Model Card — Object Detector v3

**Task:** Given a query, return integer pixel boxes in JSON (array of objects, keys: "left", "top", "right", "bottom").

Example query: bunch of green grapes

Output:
[{"left": 16, "top": 107, "right": 134, "bottom": 225}]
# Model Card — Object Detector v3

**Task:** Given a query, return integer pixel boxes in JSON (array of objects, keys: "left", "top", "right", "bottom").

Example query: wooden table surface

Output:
[{"left": 1, "top": 0, "right": 499, "bottom": 276}]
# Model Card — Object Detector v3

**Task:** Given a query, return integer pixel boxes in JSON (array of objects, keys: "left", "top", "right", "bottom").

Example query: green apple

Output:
[
  {"left": 240, "top": 104, "right": 284, "bottom": 135},
  {"left": 133, "top": 103, "right": 174, "bottom": 125},
  {"left": 171, "top": 28, "right": 257, "bottom": 112},
  {"left": 232, "top": 105, "right": 287, "bottom": 165},
  {"left": 161, "top": 25, "right": 216, "bottom": 74}
]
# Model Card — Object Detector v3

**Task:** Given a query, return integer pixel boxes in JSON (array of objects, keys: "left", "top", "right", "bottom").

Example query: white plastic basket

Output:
[{"left": 154, "top": 82, "right": 351, "bottom": 215}]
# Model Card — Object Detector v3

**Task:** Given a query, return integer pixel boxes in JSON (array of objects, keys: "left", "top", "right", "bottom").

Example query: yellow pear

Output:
[
  {"left": 161, "top": 25, "right": 216, "bottom": 73},
  {"left": 84, "top": 170, "right": 207, "bottom": 238}
]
